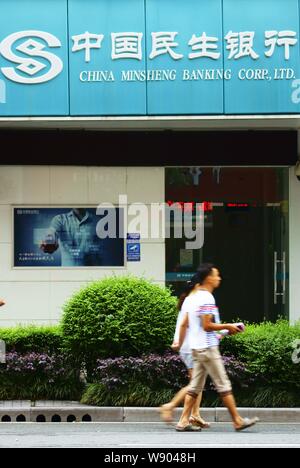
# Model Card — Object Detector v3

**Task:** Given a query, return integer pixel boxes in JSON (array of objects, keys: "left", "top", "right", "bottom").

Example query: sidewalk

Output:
[{"left": 1, "top": 401, "right": 300, "bottom": 423}]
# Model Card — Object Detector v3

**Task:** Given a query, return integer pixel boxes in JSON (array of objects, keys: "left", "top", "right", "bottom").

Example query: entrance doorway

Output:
[{"left": 165, "top": 167, "right": 289, "bottom": 323}]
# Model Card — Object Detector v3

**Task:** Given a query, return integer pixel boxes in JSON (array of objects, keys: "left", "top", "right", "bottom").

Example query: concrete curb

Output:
[
  {"left": 122, "top": 407, "right": 300, "bottom": 423},
  {"left": 0, "top": 402, "right": 300, "bottom": 423}
]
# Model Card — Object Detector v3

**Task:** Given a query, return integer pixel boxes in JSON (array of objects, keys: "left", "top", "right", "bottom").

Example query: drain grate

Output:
[
  {"left": 0, "top": 404, "right": 123, "bottom": 422},
  {"left": 1, "top": 412, "right": 93, "bottom": 422}
]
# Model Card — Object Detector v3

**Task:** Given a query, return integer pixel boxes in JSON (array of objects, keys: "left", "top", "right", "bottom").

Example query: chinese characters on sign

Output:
[
  {"left": 0, "top": 17, "right": 299, "bottom": 117},
  {"left": 0, "top": 29, "right": 298, "bottom": 86},
  {"left": 71, "top": 30, "right": 298, "bottom": 62}
]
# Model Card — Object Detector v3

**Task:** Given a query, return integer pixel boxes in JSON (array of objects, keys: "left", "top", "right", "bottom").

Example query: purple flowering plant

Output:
[
  {"left": 91, "top": 353, "right": 253, "bottom": 392},
  {"left": 0, "top": 352, "right": 82, "bottom": 400}
]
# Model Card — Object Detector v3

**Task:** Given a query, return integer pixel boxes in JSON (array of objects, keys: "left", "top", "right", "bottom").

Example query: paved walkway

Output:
[{"left": 0, "top": 422, "right": 300, "bottom": 448}]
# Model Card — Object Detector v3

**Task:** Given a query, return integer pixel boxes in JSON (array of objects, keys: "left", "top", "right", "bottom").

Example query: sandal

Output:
[
  {"left": 235, "top": 417, "right": 260, "bottom": 432},
  {"left": 159, "top": 404, "right": 173, "bottom": 423},
  {"left": 189, "top": 416, "right": 211, "bottom": 429},
  {"left": 175, "top": 424, "right": 201, "bottom": 432}
]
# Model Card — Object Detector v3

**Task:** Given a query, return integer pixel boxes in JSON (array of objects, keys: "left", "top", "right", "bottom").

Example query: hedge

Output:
[
  {"left": 61, "top": 276, "right": 178, "bottom": 363},
  {"left": 0, "top": 326, "right": 63, "bottom": 354},
  {"left": 220, "top": 320, "right": 300, "bottom": 390}
]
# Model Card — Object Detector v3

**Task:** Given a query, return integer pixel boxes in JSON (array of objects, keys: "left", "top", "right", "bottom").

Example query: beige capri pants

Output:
[{"left": 187, "top": 346, "right": 232, "bottom": 398}]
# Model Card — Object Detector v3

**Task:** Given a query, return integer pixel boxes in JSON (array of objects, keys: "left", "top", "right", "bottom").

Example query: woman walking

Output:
[
  {"left": 174, "top": 264, "right": 259, "bottom": 432},
  {"left": 159, "top": 281, "right": 210, "bottom": 429}
]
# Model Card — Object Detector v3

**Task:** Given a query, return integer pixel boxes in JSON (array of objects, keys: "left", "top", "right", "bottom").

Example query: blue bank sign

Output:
[{"left": 1, "top": 0, "right": 300, "bottom": 116}]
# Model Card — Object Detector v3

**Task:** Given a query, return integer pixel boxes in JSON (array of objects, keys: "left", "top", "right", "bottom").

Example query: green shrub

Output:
[
  {"left": 220, "top": 320, "right": 300, "bottom": 390},
  {"left": 61, "top": 276, "right": 178, "bottom": 364},
  {"left": 0, "top": 326, "right": 63, "bottom": 354},
  {"left": 234, "top": 387, "right": 300, "bottom": 408},
  {"left": 81, "top": 383, "right": 175, "bottom": 407}
]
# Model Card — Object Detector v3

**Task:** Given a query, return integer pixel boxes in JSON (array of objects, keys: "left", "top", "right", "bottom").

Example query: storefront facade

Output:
[{"left": 0, "top": 0, "right": 300, "bottom": 326}]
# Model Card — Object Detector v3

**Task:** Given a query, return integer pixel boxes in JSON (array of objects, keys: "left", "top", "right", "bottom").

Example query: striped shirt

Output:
[{"left": 184, "top": 290, "right": 220, "bottom": 350}]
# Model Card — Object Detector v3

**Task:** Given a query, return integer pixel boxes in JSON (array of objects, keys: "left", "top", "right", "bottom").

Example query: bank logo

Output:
[{"left": 0, "top": 30, "right": 63, "bottom": 84}]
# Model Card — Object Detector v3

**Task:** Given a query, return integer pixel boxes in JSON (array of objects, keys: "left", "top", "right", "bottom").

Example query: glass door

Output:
[
  {"left": 165, "top": 167, "right": 289, "bottom": 324},
  {"left": 265, "top": 170, "right": 289, "bottom": 321}
]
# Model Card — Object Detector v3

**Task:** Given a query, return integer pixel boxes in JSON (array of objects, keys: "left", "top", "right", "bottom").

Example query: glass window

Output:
[{"left": 165, "top": 167, "right": 289, "bottom": 323}]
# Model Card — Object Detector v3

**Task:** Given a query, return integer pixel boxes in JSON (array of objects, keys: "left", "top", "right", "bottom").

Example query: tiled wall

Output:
[{"left": 0, "top": 166, "right": 165, "bottom": 326}]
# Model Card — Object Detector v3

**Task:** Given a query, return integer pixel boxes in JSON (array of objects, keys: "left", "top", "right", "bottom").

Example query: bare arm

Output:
[
  {"left": 201, "top": 314, "right": 241, "bottom": 335},
  {"left": 171, "top": 312, "right": 188, "bottom": 351}
]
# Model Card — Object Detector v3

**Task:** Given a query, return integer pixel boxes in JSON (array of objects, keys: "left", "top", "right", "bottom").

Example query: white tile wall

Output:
[
  {"left": 126, "top": 168, "right": 165, "bottom": 203},
  {"left": 127, "top": 242, "right": 165, "bottom": 282},
  {"left": 49, "top": 281, "right": 86, "bottom": 321},
  {"left": 0, "top": 282, "right": 50, "bottom": 324},
  {"left": 0, "top": 167, "right": 23, "bottom": 204},
  {"left": 21, "top": 166, "right": 50, "bottom": 204},
  {"left": 88, "top": 167, "right": 126, "bottom": 204},
  {"left": 50, "top": 167, "right": 89, "bottom": 204},
  {"left": 48, "top": 268, "right": 126, "bottom": 282},
  {"left": 0, "top": 166, "right": 50, "bottom": 205},
  {"left": 0, "top": 206, "right": 12, "bottom": 243},
  {"left": 0, "top": 246, "right": 51, "bottom": 282}
]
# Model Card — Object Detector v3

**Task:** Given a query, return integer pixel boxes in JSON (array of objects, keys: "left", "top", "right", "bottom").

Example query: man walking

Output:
[{"left": 174, "top": 263, "right": 259, "bottom": 432}]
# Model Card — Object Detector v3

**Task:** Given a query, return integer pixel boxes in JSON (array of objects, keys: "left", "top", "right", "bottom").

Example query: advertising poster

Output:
[{"left": 14, "top": 207, "right": 124, "bottom": 267}]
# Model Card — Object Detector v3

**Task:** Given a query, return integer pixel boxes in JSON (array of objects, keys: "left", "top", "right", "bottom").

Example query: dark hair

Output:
[{"left": 177, "top": 263, "right": 215, "bottom": 310}]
